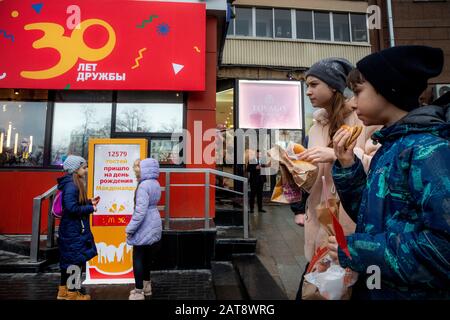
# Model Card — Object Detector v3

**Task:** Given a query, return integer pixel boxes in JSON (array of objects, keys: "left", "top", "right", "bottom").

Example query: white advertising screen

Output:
[
  {"left": 238, "top": 80, "right": 303, "bottom": 129},
  {"left": 93, "top": 144, "right": 141, "bottom": 218}
]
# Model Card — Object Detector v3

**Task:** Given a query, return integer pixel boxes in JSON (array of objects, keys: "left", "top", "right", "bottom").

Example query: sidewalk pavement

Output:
[
  {"left": 0, "top": 270, "right": 215, "bottom": 300},
  {"left": 250, "top": 203, "right": 307, "bottom": 300}
]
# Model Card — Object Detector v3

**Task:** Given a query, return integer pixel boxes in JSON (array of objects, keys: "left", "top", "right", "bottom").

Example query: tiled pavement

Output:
[
  {"left": 0, "top": 270, "right": 215, "bottom": 300},
  {"left": 250, "top": 203, "right": 307, "bottom": 300}
]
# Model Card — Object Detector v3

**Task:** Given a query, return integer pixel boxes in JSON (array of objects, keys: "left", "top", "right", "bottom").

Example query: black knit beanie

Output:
[
  {"left": 305, "top": 58, "right": 354, "bottom": 94},
  {"left": 357, "top": 45, "right": 444, "bottom": 111}
]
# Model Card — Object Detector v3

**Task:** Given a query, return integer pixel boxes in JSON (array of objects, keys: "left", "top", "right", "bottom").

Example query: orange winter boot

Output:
[
  {"left": 57, "top": 286, "right": 68, "bottom": 300},
  {"left": 66, "top": 290, "right": 91, "bottom": 300}
]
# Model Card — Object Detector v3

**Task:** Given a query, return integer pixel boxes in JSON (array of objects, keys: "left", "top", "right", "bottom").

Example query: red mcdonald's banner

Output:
[{"left": 0, "top": 0, "right": 205, "bottom": 91}]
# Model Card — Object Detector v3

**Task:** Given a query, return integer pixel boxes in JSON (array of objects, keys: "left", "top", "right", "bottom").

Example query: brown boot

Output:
[
  {"left": 66, "top": 290, "right": 91, "bottom": 300},
  {"left": 57, "top": 286, "right": 68, "bottom": 300}
]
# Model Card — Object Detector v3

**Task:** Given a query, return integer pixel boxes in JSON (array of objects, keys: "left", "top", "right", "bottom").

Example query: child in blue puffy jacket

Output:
[{"left": 329, "top": 46, "right": 450, "bottom": 299}]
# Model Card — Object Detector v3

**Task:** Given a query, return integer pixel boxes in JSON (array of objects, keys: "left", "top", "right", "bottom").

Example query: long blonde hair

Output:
[
  {"left": 72, "top": 173, "right": 88, "bottom": 204},
  {"left": 327, "top": 92, "right": 352, "bottom": 147}
]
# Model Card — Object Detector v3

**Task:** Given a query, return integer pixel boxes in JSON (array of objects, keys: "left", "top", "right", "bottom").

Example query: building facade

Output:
[
  {"left": 216, "top": 0, "right": 372, "bottom": 191},
  {"left": 0, "top": 0, "right": 228, "bottom": 234},
  {"left": 370, "top": 0, "right": 450, "bottom": 99}
]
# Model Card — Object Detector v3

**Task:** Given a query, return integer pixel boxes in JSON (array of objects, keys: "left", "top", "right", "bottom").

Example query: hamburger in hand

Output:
[{"left": 340, "top": 125, "right": 362, "bottom": 149}]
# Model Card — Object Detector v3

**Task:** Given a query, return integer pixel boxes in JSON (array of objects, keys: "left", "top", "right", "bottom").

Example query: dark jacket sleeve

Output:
[
  {"left": 247, "top": 163, "right": 257, "bottom": 175},
  {"left": 63, "top": 183, "right": 94, "bottom": 218},
  {"left": 332, "top": 156, "right": 367, "bottom": 223},
  {"left": 338, "top": 143, "right": 450, "bottom": 288}
]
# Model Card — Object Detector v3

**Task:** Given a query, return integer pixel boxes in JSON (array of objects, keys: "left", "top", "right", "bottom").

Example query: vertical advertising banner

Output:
[{"left": 86, "top": 138, "right": 147, "bottom": 284}]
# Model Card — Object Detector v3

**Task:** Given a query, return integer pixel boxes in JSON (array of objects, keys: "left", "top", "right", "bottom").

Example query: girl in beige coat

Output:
[{"left": 298, "top": 58, "right": 381, "bottom": 264}]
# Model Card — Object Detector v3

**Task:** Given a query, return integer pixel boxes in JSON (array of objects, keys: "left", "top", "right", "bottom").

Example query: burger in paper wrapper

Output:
[{"left": 268, "top": 144, "right": 318, "bottom": 193}]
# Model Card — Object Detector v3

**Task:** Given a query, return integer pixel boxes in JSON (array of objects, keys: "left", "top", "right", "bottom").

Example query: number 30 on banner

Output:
[{"left": 21, "top": 19, "right": 116, "bottom": 80}]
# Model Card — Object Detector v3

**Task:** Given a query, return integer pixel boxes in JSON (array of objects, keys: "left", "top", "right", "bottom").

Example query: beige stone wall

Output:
[
  {"left": 218, "top": 67, "right": 304, "bottom": 80},
  {"left": 221, "top": 38, "right": 371, "bottom": 68},
  {"left": 233, "top": 0, "right": 369, "bottom": 13}
]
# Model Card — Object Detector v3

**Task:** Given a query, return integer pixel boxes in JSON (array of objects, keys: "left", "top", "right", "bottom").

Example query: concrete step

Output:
[
  {"left": 214, "top": 226, "right": 257, "bottom": 261},
  {"left": 0, "top": 234, "right": 37, "bottom": 256},
  {"left": 233, "top": 255, "right": 288, "bottom": 300},
  {"left": 1, "top": 219, "right": 219, "bottom": 272},
  {"left": 0, "top": 234, "right": 59, "bottom": 263},
  {"left": 215, "top": 208, "right": 243, "bottom": 226},
  {"left": 211, "top": 261, "right": 246, "bottom": 300},
  {"left": 153, "top": 228, "right": 217, "bottom": 270},
  {"left": 0, "top": 250, "right": 47, "bottom": 273}
]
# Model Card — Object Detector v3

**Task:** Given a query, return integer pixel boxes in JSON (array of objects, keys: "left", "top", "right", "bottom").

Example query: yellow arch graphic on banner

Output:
[{"left": 21, "top": 19, "right": 116, "bottom": 80}]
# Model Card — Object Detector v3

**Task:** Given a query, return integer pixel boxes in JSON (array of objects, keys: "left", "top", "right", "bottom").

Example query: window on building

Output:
[
  {"left": 296, "top": 10, "right": 313, "bottom": 40},
  {"left": 255, "top": 8, "right": 273, "bottom": 38},
  {"left": 229, "top": 7, "right": 368, "bottom": 44},
  {"left": 333, "top": 13, "right": 350, "bottom": 42},
  {"left": 235, "top": 7, "right": 253, "bottom": 36},
  {"left": 115, "top": 103, "right": 183, "bottom": 133},
  {"left": 351, "top": 13, "right": 368, "bottom": 42},
  {"left": 150, "top": 139, "right": 181, "bottom": 165},
  {"left": 314, "top": 12, "right": 331, "bottom": 41},
  {"left": 227, "top": 19, "right": 235, "bottom": 36},
  {"left": 0, "top": 101, "right": 47, "bottom": 167},
  {"left": 115, "top": 91, "right": 184, "bottom": 134},
  {"left": 275, "top": 130, "right": 304, "bottom": 150},
  {"left": 51, "top": 103, "right": 112, "bottom": 166},
  {"left": 274, "top": 9, "right": 292, "bottom": 38}
]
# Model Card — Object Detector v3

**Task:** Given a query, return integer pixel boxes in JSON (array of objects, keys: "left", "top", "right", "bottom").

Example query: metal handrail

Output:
[
  {"left": 30, "top": 185, "right": 58, "bottom": 262},
  {"left": 159, "top": 168, "right": 249, "bottom": 237},
  {"left": 30, "top": 168, "right": 249, "bottom": 262}
]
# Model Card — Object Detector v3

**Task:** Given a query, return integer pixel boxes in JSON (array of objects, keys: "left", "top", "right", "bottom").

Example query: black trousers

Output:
[
  {"left": 60, "top": 263, "right": 83, "bottom": 291},
  {"left": 250, "top": 182, "right": 264, "bottom": 211},
  {"left": 133, "top": 241, "right": 161, "bottom": 289}
]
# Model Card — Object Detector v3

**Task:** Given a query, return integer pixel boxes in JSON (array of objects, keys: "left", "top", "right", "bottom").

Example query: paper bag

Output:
[
  {"left": 267, "top": 145, "right": 318, "bottom": 193},
  {"left": 271, "top": 164, "right": 302, "bottom": 204}
]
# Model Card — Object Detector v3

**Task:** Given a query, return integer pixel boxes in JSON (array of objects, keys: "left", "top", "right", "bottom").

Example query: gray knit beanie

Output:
[
  {"left": 305, "top": 58, "right": 354, "bottom": 93},
  {"left": 63, "top": 155, "right": 87, "bottom": 174}
]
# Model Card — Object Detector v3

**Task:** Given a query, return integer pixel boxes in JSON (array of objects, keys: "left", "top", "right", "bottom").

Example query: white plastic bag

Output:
[{"left": 304, "top": 255, "right": 358, "bottom": 300}]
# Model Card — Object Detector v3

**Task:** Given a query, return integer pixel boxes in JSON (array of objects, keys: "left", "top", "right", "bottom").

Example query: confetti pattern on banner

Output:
[
  {"left": 0, "top": 0, "right": 205, "bottom": 91},
  {"left": 136, "top": 15, "right": 158, "bottom": 28},
  {"left": 157, "top": 23, "right": 170, "bottom": 36},
  {"left": 172, "top": 63, "right": 184, "bottom": 75},
  {"left": 131, "top": 48, "right": 147, "bottom": 70},
  {"left": 31, "top": 2, "right": 43, "bottom": 14},
  {"left": 0, "top": 29, "right": 14, "bottom": 42}
]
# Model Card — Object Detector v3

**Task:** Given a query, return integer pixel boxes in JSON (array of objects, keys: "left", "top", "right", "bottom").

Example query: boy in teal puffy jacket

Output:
[{"left": 328, "top": 46, "right": 450, "bottom": 299}]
